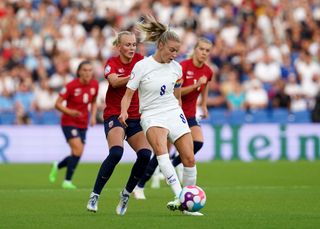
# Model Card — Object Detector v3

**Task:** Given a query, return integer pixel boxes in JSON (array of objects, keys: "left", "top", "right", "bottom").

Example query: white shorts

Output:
[{"left": 140, "top": 107, "right": 191, "bottom": 143}]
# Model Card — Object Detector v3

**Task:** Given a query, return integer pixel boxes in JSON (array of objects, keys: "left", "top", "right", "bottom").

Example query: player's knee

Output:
[
  {"left": 182, "top": 154, "right": 195, "bottom": 167},
  {"left": 193, "top": 141, "right": 203, "bottom": 155},
  {"left": 107, "top": 146, "right": 124, "bottom": 164},
  {"left": 72, "top": 146, "right": 84, "bottom": 156},
  {"left": 137, "top": 148, "right": 152, "bottom": 164}
]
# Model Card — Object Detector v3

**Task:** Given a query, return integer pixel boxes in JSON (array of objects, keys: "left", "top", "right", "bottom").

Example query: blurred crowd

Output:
[{"left": 1, "top": 0, "right": 320, "bottom": 124}]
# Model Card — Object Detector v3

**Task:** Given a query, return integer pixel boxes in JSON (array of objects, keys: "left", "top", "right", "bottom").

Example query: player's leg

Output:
[
  {"left": 49, "top": 126, "right": 75, "bottom": 183},
  {"left": 174, "top": 133, "right": 204, "bottom": 216},
  {"left": 62, "top": 136, "right": 84, "bottom": 189},
  {"left": 172, "top": 121, "right": 203, "bottom": 167},
  {"left": 174, "top": 132, "right": 197, "bottom": 187},
  {"left": 87, "top": 117, "right": 125, "bottom": 212},
  {"left": 134, "top": 141, "right": 172, "bottom": 200},
  {"left": 116, "top": 128, "right": 152, "bottom": 215},
  {"left": 146, "top": 127, "right": 182, "bottom": 199}
]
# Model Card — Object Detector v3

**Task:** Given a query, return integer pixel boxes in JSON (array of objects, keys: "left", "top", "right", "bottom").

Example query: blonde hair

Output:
[
  {"left": 112, "top": 31, "right": 134, "bottom": 46},
  {"left": 137, "top": 15, "right": 180, "bottom": 46},
  {"left": 188, "top": 37, "right": 212, "bottom": 59},
  {"left": 194, "top": 37, "right": 212, "bottom": 49}
]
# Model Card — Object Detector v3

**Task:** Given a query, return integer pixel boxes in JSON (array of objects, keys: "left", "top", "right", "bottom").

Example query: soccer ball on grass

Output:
[{"left": 179, "top": 185, "right": 206, "bottom": 212}]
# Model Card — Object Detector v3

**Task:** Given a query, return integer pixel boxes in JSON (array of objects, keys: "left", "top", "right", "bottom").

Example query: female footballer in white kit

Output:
[{"left": 119, "top": 15, "right": 202, "bottom": 216}]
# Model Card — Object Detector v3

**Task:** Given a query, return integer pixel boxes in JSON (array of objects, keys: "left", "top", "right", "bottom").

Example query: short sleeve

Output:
[
  {"left": 59, "top": 84, "right": 71, "bottom": 99},
  {"left": 206, "top": 66, "right": 213, "bottom": 82},
  {"left": 174, "top": 61, "right": 183, "bottom": 80},
  {"left": 179, "top": 61, "right": 187, "bottom": 81},
  {"left": 126, "top": 62, "right": 143, "bottom": 91},
  {"left": 104, "top": 59, "right": 117, "bottom": 79}
]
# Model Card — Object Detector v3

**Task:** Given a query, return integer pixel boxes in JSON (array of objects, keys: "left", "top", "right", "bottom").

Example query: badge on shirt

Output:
[
  {"left": 186, "top": 71, "right": 194, "bottom": 79},
  {"left": 74, "top": 88, "right": 81, "bottom": 96}
]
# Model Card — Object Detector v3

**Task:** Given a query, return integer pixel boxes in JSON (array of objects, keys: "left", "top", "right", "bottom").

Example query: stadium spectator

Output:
[
  {"left": 226, "top": 81, "right": 246, "bottom": 111},
  {"left": 14, "top": 75, "right": 36, "bottom": 125},
  {"left": 290, "top": 86, "right": 308, "bottom": 112},
  {"left": 0, "top": 88, "right": 14, "bottom": 112},
  {"left": 1, "top": 0, "right": 320, "bottom": 124},
  {"left": 271, "top": 79, "right": 291, "bottom": 110},
  {"left": 245, "top": 79, "right": 268, "bottom": 110},
  {"left": 86, "top": 31, "right": 152, "bottom": 215},
  {"left": 34, "top": 78, "right": 58, "bottom": 111},
  {"left": 48, "top": 60, "right": 99, "bottom": 189}
]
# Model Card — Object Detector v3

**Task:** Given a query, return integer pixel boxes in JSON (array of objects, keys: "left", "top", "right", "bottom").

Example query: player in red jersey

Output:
[
  {"left": 86, "top": 31, "right": 152, "bottom": 215},
  {"left": 133, "top": 37, "right": 213, "bottom": 200},
  {"left": 49, "top": 60, "right": 99, "bottom": 189}
]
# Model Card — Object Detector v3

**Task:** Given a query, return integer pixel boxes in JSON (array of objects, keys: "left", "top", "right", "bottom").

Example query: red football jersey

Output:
[
  {"left": 180, "top": 59, "right": 213, "bottom": 118},
  {"left": 59, "top": 78, "right": 99, "bottom": 128},
  {"left": 103, "top": 53, "right": 143, "bottom": 120}
]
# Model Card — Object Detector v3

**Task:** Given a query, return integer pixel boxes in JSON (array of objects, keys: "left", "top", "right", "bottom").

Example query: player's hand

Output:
[
  {"left": 200, "top": 106, "right": 208, "bottom": 119},
  {"left": 118, "top": 112, "right": 128, "bottom": 128},
  {"left": 90, "top": 116, "right": 96, "bottom": 126},
  {"left": 69, "top": 110, "right": 82, "bottom": 117},
  {"left": 197, "top": 76, "right": 207, "bottom": 85}
]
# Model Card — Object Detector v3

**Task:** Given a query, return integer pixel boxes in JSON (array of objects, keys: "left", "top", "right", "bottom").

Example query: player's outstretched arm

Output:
[{"left": 119, "top": 88, "right": 135, "bottom": 127}]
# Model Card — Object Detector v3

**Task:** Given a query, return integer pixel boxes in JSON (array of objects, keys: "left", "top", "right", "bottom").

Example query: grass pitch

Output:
[{"left": 1, "top": 161, "right": 320, "bottom": 229}]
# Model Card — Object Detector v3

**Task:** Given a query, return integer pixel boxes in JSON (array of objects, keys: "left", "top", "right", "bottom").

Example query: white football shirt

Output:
[{"left": 127, "top": 56, "right": 182, "bottom": 117}]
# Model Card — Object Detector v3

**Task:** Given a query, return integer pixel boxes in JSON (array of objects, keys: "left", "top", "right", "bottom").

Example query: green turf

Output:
[{"left": 0, "top": 161, "right": 320, "bottom": 229}]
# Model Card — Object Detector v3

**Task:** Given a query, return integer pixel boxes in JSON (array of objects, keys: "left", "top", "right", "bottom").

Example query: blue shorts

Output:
[
  {"left": 104, "top": 116, "right": 143, "bottom": 139},
  {"left": 62, "top": 126, "right": 87, "bottom": 144},
  {"left": 187, "top": 117, "right": 200, "bottom": 128}
]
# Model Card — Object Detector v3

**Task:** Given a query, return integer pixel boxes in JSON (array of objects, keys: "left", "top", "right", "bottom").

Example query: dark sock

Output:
[
  {"left": 93, "top": 146, "right": 123, "bottom": 194},
  {"left": 58, "top": 156, "right": 70, "bottom": 169},
  {"left": 125, "top": 149, "right": 151, "bottom": 192},
  {"left": 65, "top": 155, "right": 80, "bottom": 180},
  {"left": 137, "top": 154, "right": 158, "bottom": 188},
  {"left": 172, "top": 141, "right": 203, "bottom": 167}
]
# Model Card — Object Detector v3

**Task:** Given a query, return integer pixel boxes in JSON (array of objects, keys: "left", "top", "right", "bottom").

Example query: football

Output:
[{"left": 179, "top": 185, "right": 206, "bottom": 212}]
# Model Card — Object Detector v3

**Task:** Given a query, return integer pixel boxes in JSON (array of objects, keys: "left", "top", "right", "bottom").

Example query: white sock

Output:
[
  {"left": 157, "top": 154, "right": 182, "bottom": 197},
  {"left": 91, "top": 192, "right": 99, "bottom": 197},
  {"left": 183, "top": 166, "right": 197, "bottom": 186},
  {"left": 122, "top": 188, "right": 130, "bottom": 195}
]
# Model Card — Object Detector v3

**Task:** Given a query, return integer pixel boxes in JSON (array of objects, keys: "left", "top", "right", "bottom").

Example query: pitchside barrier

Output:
[{"left": 0, "top": 124, "right": 319, "bottom": 163}]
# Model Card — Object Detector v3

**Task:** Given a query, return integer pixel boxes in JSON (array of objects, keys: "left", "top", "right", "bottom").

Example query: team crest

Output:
[
  {"left": 74, "top": 88, "right": 81, "bottom": 96},
  {"left": 108, "top": 120, "right": 114, "bottom": 128},
  {"left": 186, "top": 71, "right": 194, "bottom": 79},
  {"left": 104, "top": 65, "right": 111, "bottom": 75},
  {"left": 118, "top": 68, "right": 125, "bottom": 73}
]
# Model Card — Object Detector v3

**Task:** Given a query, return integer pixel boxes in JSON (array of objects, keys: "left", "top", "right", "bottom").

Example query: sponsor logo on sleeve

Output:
[
  {"left": 104, "top": 65, "right": 111, "bottom": 75},
  {"left": 60, "top": 87, "right": 67, "bottom": 95},
  {"left": 130, "top": 72, "right": 135, "bottom": 80}
]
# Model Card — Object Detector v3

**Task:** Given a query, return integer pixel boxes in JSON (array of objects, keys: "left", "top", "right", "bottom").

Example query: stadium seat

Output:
[
  {"left": 209, "top": 109, "right": 229, "bottom": 124},
  {"left": 229, "top": 110, "right": 247, "bottom": 124},
  {"left": 41, "top": 111, "right": 60, "bottom": 125},
  {"left": 0, "top": 111, "right": 16, "bottom": 125},
  {"left": 289, "top": 110, "right": 311, "bottom": 123},
  {"left": 270, "top": 109, "right": 289, "bottom": 124},
  {"left": 246, "top": 110, "right": 270, "bottom": 123}
]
